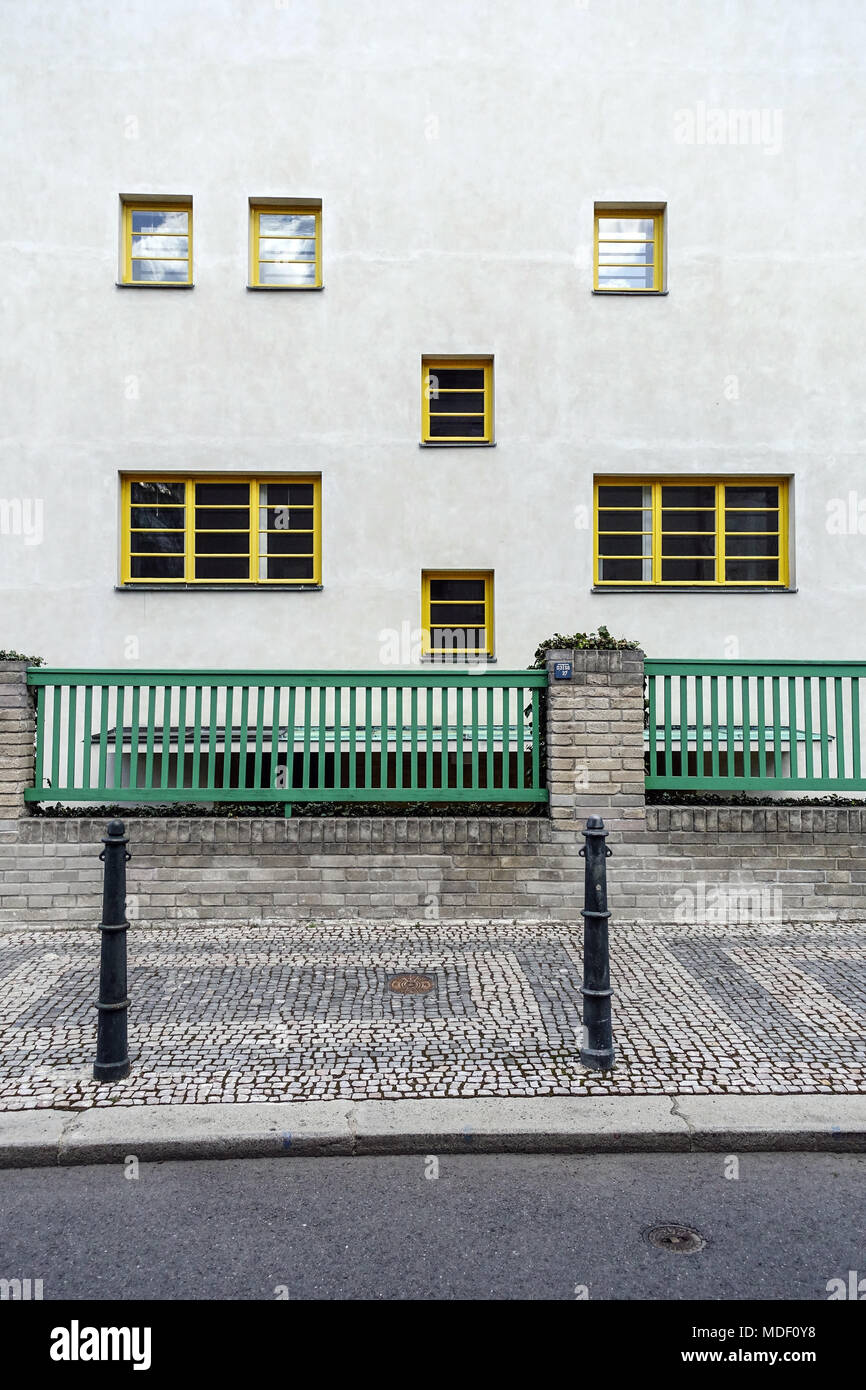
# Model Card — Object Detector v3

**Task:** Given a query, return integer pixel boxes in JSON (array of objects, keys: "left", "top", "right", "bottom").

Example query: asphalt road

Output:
[{"left": 0, "top": 1152, "right": 862, "bottom": 1301}]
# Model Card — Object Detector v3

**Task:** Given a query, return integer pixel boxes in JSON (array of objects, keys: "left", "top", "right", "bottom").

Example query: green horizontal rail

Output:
[
  {"left": 645, "top": 660, "right": 866, "bottom": 792},
  {"left": 26, "top": 669, "right": 548, "bottom": 807}
]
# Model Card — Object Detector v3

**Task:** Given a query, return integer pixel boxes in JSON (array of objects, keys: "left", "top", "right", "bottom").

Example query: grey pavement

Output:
[
  {"left": 1, "top": 919, "right": 865, "bottom": 1113},
  {"left": 0, "top": 1152, "right": 863, "bottom": 1301}
]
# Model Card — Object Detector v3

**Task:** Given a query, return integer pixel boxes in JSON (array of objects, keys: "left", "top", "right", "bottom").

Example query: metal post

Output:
[
  {"left": 579, "top": 815, "right": 615, "bottom": 1070},
  {"left": 94, "top": 819, "right": 131, "bottom": 1081}
]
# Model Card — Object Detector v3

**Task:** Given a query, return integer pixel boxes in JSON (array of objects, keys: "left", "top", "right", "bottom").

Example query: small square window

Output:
[
  {"left": 249, "top": 201, "right": 322, "bottom": 288},
  {"left": 422, "top": 357, "right": 493, "bottom": 443},
  {"left": 594, "top": 205, "right": 665, "bottom": 292},
  {"left": 120, "top": 199, "right": 192, "bottom": 285},
  {"left": 421, "top": 570, "right": 494, "bottom": 656}
]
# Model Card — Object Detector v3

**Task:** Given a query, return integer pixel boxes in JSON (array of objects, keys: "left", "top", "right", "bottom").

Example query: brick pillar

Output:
[
  {"left": 0, "top": 662, "right": 36, "bottom": 818},
  {"left": 544, "top": 647, "right": 647, "bottom": 835}
]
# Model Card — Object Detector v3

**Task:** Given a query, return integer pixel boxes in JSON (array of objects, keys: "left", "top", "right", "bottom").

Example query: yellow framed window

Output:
[
  {"left": 249, "top": 202, "right": 322, "bottom": 288},
  {"left": 422, "top": 358, "right": 493, "bottom": 443},
  {"left": 594, "top": 207, "right": 664, "bottom": 292},
  {"left": 121, "top": 476, "right": 321, "bottom": 585},
  {"left": 594, "top": 479, "right": 789, "bottom": 587},
  {"left": 421, "top": 571, "right": 494, "bottom": 657},
  {"left": 121, "top": 201, "right": 192, "bottom": 285}
]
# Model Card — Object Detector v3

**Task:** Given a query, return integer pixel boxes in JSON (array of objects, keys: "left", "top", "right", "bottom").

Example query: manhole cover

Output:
[
  {"left": 389, "top": 973, "right": 434, "bottom": 995},
  {"left": 646, "top": 1224, "right": 706, "bottom": 1254}
]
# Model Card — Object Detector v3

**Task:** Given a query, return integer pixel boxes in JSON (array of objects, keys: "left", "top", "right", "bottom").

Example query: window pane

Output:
[
  {"left": 724, "top": 511, "right": 778, "bottom": 533},
  {"left": 725, "top": 533, "right": 779, "bottom": 557},
  {"left": 130, "top": 555, "right": 184, "bottom": 579},
  {"left": 662, "top": 533, "right": 716, "bottom": 557},
  {"left": 258, "top": 260, "right": 317, "bottom": 286},
  {"left": 131, "top": 235, "right": 188, "bottom": 258},
  {"left": 598, "top": 557, "right": 645, "bottom": 582},
  {"left": 725, "top": 559, "right": 779, "bottom": 582},
  {"left": 725, "top": 486, "right": 779, "bottom": 509},
  {"left": 195, "top": 483, "right": 250, "bottom": 505},
  {"left": 427, "top": 368, "right": 485, "bottom": 391},
  {"left": 263, "top": 531, "right": 314, "bottom": 555},
  {"left": 598, "top": 243, "right": 654, "bottom": 264},
  {"left": 131, "top": 259, "right": 189, "bottom": 282},
  {"left": 130, "top": 506, "right": 184, "bottom": 529},
  {"left": 662, "top": 509, "right": 716, "bottom": 533},
  {"left": 597, "top": 217, "right": 655, "bottom": 237},
  {"left": 259, "top": 213, "right": 316, "bottom": 237},
  {"left": 258, "top": 237, "right": 316, "bottom": 261},
  {"left": 597, "top": 265, "right": 654, "bottom": 288},
  {"left": 130, "top": 481, "right": 185, "bottom": 505},
  {"left": 661, "top": 486, "right": 716, "bottom": 508},
  {"left": 195, "top": 533, "right": 250, "bottom": 554},
  {"left": 661, "top": 558, "right": 715, "bottom": 582},
  {"left": 195, "top": 508, "right": 250, "bottom": 529},
  {"left": 263, "top": 507, "right": 314, "bottom": 530},
  {"left": 263, "top": 483, "right": 314, "bottom": 507},
  {"left": 597, "top": 509, "right": 650, "bottom": 532},
  {"left": 267, "top": 556, "right": 315, "bottom": 581},
  {"left": 597, "top": 485, "right": 650, "bottom": 508},
  {"left": 195, "top": 557, "right": 249, "bottom": 579},
  {"left": 131, "top": 210, "right": 188, "bottom": 234},
  {"left": 430, "top": 629, "right": 486, "bottom": 653},
  {"left": 598, "top": 534, "right": 650, "bottom": 557},
  {"left": 131, "top": 531, "right": 185, "bottom": 554},
  {"left": 429, "top": 579, "right": 486, "bottom": 602},
  {"left": 428, "top": 391, "right": 485, "bottom": 413},
  {"left": 428, "top": 414, "right": 486, "bottom": 438},
  {"left": 430, "top": 603, "right": 486, "bottom": 626}
]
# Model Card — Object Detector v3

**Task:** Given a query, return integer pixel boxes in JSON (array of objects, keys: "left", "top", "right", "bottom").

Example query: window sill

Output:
[
  {"left": 246, "top": 284, "right": 324, "bottom": 291},
  {"left": 115, "top": 584, "right": 323, "bottom": 592},
  {"left": 116, "top": 281, "right": 195, "bottom": 289},
  {"left": 591, "top": 585, "right": 796, "bottom": 594},
  {"left": 591, "top": 289, "right": 668, "bottom": 297},
  {"left": 419, "top": 442, "right": 496, "bottom": 449}
]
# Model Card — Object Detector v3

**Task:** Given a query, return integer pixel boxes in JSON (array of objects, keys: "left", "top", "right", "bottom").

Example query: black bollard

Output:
[
  {"left": 579, "top": 815, "right": 615, "bottom": 1070},
  {"left": 93, "top": 819, "right": 131, "bottom": 1082}
]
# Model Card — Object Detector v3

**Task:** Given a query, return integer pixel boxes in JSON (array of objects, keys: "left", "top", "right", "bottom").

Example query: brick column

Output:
[
  {"left": 0, "top": 662, "right": 36, "bottom": 818},
  {"left": 544, "top": 647, "right": 647, "bottom": 835}
]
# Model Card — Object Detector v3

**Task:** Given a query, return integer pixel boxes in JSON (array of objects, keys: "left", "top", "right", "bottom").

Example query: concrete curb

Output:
[{"left": 1, "top": 1095, "right": 864, "bottom": 1168}]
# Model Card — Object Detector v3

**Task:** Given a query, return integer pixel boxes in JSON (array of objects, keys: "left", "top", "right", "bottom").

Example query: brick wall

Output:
[{"left": 1, "top": 657, "right": 865, "bottom": 926}]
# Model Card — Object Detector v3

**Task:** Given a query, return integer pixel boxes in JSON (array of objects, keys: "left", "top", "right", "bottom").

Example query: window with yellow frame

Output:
[
  {"left": 421, "top": 571, "right": 494, "bottom": 657},
  {"left": 422, "top": 358, "right": 493, "bottom": 443},
  {"left": 594, "top": 206, "right": 664, "bottom": 292},
  {"left": 594, "top": 479, "right": 789, "bottom": 587},
  {"left": 121, "top": 199, "right": 193, "bottom": 285},
  {"left": 249, "top": 202, "right": 322, "bottom": 288},
  {"left": 121, "top": 476, "right": 321, "bottom": 585}
]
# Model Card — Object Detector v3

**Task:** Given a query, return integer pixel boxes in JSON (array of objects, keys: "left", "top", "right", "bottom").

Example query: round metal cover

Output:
[
  {"left": 646, "top": 1224, "right": 706, "bottom": 1254},
  {"left": 389, "top": 973, "right": 434, "bottom": 995}
]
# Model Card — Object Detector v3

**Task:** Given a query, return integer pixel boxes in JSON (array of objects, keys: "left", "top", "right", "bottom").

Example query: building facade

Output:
[{"left": 2, "top": 0, "right": 865, "bottom": 671}]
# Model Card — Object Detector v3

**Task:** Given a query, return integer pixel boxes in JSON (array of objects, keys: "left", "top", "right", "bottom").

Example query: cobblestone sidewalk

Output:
[{"left": 0, "top": 920, "right": 864, "bottom": 1110}]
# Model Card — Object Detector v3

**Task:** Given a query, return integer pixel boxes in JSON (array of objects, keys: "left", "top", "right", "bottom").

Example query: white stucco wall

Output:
[{"left": 1, "top": 0, "right": 865, "bottom": 669}]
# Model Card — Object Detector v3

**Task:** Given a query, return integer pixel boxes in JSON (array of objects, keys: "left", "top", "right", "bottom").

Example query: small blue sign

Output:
[{"left": 553, "top": 661, "right": 573, "bottom": 680}]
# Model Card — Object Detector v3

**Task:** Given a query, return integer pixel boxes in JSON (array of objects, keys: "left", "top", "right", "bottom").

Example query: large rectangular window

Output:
[
  {"left": 594, "top": 479, "right": 789, "bottom": 586},
  {"left": 422, "top": 358, "right": 493, "bottom": 443},
  {"left": 121, "top": 476, "right": 321, "bottom": 585},
  {"left": 421, "top": 571, "right": 494, "bottom": 656},
  {"left": 121, "top": 200, "right": 192, "bottom": 285},
  {"left": 594, "top": 206, "right": 664, "bottom": 292},
  {"left": 249, "top": 202, "right": 322, "bottom": 288}
]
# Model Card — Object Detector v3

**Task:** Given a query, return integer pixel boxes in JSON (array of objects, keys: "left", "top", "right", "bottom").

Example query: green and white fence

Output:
[
  {"left": 25, "top": 669, "right": 547, "bottom": 809},
  {"left": 645, "top": 660, "right": 866, "bottom": 792}
]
